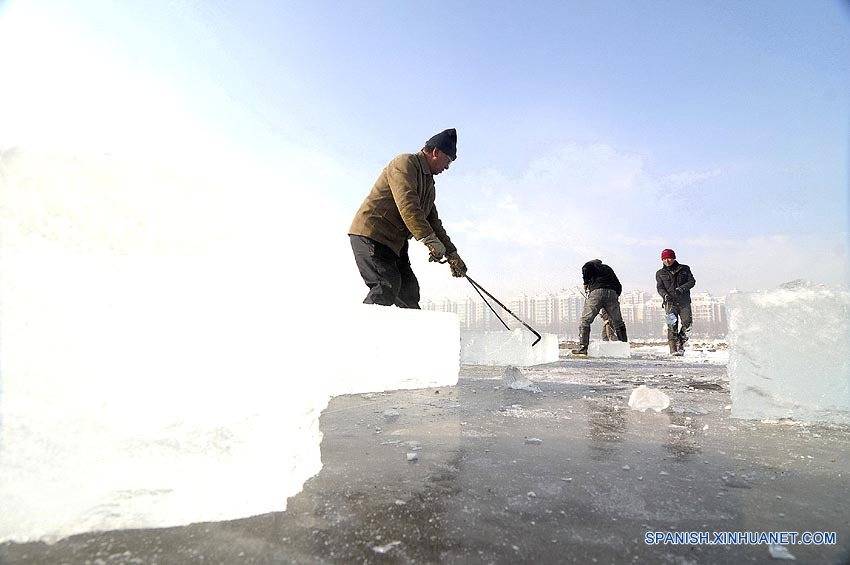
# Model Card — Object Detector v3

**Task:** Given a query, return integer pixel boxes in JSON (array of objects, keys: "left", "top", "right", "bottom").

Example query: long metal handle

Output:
[
  {"left": 466, "top": 277, "right": 511, "bottom": 330},
  {"left": 465, "top": 275, "right": 542, "bottom": 347}
]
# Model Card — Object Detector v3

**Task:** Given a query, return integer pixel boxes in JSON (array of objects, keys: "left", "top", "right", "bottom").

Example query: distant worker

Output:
[
  {"left": 572, "top": 259, "right": 628, "bottom": 356},
  {"left": 349, "top": 128, "right": 468, "bottom": 308},
  {"left": 655, "top": 249, "right": 696, "bottom": 356}
]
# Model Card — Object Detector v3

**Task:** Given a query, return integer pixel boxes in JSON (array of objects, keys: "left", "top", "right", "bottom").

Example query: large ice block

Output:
[
  {"left": 588, "top": 340, "right": 631, "bottom": 358},
  {"left": 0, "top": 256, "right": 461, "bottom": 543},
  {"left": 460, "top": 329, "right": 559, "bottom": 366},
  {"left": 321, "top": 304, "right": 460, "bottom": 396},
  {"left": 727, "top": 284, "right": 850, "bottom": 425},
  {"left": 0, "top": 149, "right": 460, "bottom": 543}
]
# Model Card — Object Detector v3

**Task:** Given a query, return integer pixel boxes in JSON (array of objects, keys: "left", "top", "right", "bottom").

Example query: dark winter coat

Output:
[
  {"left": 582, "top": 260, "right": 622, "bottom": 295},
  {"left": 656, "top": 261, "right": 696, "bottom": 306},
  {"left": 349, "top": 151, "right": 456, "bottom": 257}
]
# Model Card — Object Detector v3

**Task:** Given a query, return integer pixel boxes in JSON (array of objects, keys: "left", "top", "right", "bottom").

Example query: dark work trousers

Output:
[
  {"left": 665, "top": 301, "right": 693, "bottom": 341},
  {"left": 349, "top": 235, "right": 421, "bottom": 309},
  {"left": 580, "top": 288, "right": 625, "bottom": 330}
]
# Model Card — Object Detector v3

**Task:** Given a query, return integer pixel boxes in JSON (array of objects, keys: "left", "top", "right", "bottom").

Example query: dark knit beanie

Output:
[
  {"left": 661, "top": 249, "right": 676, "bottom": 260},
  {"left": 425, "top": 128, "right": 457, "bottom": 160}
]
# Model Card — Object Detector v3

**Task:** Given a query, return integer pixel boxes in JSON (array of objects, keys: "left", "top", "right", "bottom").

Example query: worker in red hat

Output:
[{"left": 655, "top": 249, "right": 696, "bottom": 356}]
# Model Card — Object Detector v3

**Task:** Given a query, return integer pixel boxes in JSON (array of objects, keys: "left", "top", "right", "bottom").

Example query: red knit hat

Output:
[{"left": 661, "top": 249, "right": 676, "bottom": 260}]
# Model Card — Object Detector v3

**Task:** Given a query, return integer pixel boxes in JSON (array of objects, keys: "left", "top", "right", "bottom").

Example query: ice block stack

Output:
[{"left": 727, "top": 283, "right": 850, "bottom": 425}]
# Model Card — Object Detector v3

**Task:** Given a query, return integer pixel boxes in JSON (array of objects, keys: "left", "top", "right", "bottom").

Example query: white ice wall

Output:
[
  {"left": 727, "top": 284, "right": 850, "bottom": 425},
  {"left": 0, "top": 149, "right": 459, "bottom": 543}
]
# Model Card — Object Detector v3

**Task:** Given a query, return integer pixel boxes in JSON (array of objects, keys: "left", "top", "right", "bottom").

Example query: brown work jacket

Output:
[{"left": 349, "top": 151, "right": 456, "bottom": 257}]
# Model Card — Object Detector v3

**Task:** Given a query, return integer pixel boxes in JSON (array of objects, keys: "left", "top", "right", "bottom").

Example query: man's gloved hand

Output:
[
  {"left": 447, "top": 251, "right": 467, "bottom": 277},
  {"left": 675, "top": 287, "right": 684, "bottom": 295},
  {"left": 420, "top": 232, "right": 446, "bottom": 261}
]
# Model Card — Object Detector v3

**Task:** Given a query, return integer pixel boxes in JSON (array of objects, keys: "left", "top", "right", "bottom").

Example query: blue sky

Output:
[{"left": 1, "top": 1, "right": 848, "bottom": 298}]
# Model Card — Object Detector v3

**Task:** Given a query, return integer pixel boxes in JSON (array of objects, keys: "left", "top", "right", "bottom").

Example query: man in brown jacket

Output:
[{"left": 348, "top": 128, "right": 467, "bottom": 308}]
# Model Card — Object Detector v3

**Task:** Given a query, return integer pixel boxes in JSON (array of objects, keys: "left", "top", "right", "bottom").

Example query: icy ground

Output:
[
  {"left": 4, "top": 344, "right": 847, "bottom": 565},
  {"left": 462, "top": 342, "right": 730, "bottom": 388}
]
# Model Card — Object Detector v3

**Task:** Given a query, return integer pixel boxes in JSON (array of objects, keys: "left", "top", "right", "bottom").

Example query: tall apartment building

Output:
[{"left": 423, "top": 289, "right": 727, "bottom": 339}]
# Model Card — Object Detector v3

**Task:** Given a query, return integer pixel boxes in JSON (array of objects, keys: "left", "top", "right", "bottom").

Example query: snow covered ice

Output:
[
  {"left": 460, "top": 329, "right": 558, "bottom": 366},
  {"left": 588, "top": 340, "right": 630, "bottom": 358},
  {"left": 727, "top": 283, "right": 850, "bottom": 425},
  {"left": 0, "top": 149, "right": 459, "bottom": 543}
]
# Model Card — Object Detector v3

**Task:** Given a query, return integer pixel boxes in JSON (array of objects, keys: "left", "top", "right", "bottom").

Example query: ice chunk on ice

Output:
[
  {"left": 460, "top": 329, "right": 558, "bottom": 366},
  {"left": 727, "top": 285, "right": 850, "bottom": 425},
  {"left": 768, "top": 544, "right": 796, "bottom": 560},
  {"left": 371, "top": 541, "right": 402, "bottom": 554},
  {"left": 588, "top": 340, "right": 630, "bottom": 358},
  {"left": 628, "top": 385, "right": 671, "bottom": 412},
  {"left": 503, "top": 366, "right": 542, "bottom": 393}
]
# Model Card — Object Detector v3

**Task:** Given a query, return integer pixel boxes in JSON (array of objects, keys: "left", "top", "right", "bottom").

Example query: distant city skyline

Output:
[{"left": 423, "top": 287, "right": 727, "bottom": 339}]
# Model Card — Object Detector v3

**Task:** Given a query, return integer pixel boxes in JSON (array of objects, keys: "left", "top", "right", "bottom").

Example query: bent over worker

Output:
[
  {"left": 572, "top": 259, "right": 628, "bottom": 356},
  {"left": 348, "top": 128, "right": 468, "bottom": 308}
]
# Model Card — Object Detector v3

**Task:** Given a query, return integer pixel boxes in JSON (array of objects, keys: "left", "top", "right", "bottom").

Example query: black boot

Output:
[
  {"left": 572, "top": 327, "right": 590, "bottom": 356},
  {"left": 615, "top": 325, "right": 628, "bottom": 343},
  {"left": 672, "top": 337, "right": 684, "bottom": 356}
]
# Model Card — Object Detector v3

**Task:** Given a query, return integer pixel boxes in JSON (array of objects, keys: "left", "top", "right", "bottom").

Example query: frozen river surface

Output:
[{"left": 3, "top": 346, "right": 849, "bottom": 564}]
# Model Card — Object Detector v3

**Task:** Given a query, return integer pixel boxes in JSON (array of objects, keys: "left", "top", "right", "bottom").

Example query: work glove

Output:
[
  {"left": 420, "top": 232, "right": 446, "bottom": 261},
  {"left": 674, "top": 287, "right": 684, "bottom": 295},
  {"left": 446, "top": 251, "right": 467, "bottom": 277}
]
